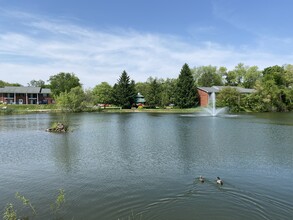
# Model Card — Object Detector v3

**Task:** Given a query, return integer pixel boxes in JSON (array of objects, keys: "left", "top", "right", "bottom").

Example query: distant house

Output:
[
  {"left": 0, "top": 86, "right": 53, "bottom": 104},
  {"left": 197, "top": 86, "right": 255, "bottom": 107},
  {"left": 135, "top": 93, "right": 146, "bottom": 106}
]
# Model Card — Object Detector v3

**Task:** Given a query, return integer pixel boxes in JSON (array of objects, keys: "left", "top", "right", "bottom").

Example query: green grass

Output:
[{"left": 0, "top": 103, "right": 202, "bottom": 114}]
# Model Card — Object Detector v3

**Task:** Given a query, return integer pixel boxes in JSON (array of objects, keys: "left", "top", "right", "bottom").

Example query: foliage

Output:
[
  {"left": 112, "top": 71, "right": 136, "bottom": 109},
  {"left": 0, "top": 80, "right": 22, "bottom": 87},
  {"left": 194, "top": 65, "right": 223, "bottom": 87},
  {"left": 217, "top": 87, "right": 242, "bottom": 112},
  {"left": 2, "top": 61, "right": 293, "bottom": 113},
  {"left": 83, "top": 88, "right": 96, "bottom": 107},
  {"left": 135, "top": 82, "right": 149, "bottom": 99},
  {"left": 3, "top": 204, "right": 17, "bottom": 220},
  {"left": 55, "top": 86, "right": 86, "bottom": 112},
  {"left": 15, "top": 192, "right": 36, "bottom": 215},
  {"left": 160, "top": 78, "right": 177, "bottom": 107},
  {"left": 0, "top": 106, "right": 14, "bottom": 115},
  {"left": 50, "top": 189, "right": 65, "bottom": 214},
  {"left": 247, "top": 65, "right": 293, "bottom": 112},
  {"left": 3, "top": 189, "right": 65, "bottom": 220},
  {"left": 27, "top": 79, "right": 47, "bottom": 88},
  {"left": 135, "top": 78, "right": 176, "bottom": 107},
  {"left": 174, "top": 63, "right": 198, "bottom": 108},
  {"left": 48, "top": 72, "right": 82, "bottom": 97},
  {"left": 92, "top": 82, "right": 113, "bottom": 105},
  {"left": 145, "top": 77, "right": 162, "bottom": 107},
  {"left": 242, "top": 66, "right": 262, "bottom": 88}
]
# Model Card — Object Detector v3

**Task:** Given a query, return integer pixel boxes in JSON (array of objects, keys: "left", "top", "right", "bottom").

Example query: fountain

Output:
[{"left": 204, "top": 92, "right": 226, "bottom": 116}]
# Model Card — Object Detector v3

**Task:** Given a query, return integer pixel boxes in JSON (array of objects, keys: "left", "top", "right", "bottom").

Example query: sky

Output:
[{"left": 1, "top": 0, "right": 293, "bottom": 88}]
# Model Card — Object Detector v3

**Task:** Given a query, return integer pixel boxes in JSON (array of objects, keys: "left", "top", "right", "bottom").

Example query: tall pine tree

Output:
[
  {"left": 113, "top": 71, "right": 136, "bottom": 109},
  {"left": 174, "top": 63, "right": 198, "bottom": 108}
]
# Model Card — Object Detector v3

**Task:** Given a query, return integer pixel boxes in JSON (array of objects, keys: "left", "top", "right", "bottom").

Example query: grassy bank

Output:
[
  {"left": 0, "top": 104, "right": 59, "bottom": 115},
  {"left": 0, "top": 104, "right": 202, "bottom": 115}
]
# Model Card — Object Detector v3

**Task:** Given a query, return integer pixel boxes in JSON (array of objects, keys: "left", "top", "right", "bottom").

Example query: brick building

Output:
[{"left": 0, "top": 86, "right": 53, "bottom": 104}]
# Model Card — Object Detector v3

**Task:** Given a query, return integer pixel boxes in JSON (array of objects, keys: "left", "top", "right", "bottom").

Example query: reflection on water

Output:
[{"left": 0, "top": 112, "right": 292, "bottom": 219}]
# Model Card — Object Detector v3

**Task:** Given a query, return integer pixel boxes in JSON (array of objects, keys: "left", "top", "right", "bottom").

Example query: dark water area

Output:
[{"left": 0, "top": 112, "right": 292, "bottom": 219}]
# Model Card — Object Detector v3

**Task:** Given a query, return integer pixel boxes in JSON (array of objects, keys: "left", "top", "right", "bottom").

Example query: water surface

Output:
[{"left": 0, "top": 112, "right": 292, "bottom": 219}]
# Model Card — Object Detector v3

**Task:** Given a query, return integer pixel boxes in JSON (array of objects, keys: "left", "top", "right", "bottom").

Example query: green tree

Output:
[
  {"left": 92, "top": 82, "right": 113, "bottom": 105},
  {"left": 225, "top": 70, "right": 238, "bottom": 86},
  {"left": 112, "top": 71, "right": 136, "bottom": 109},
  {"left": 217, "top": 87, "right": 242, "bottom": 112},
  {"left": 55, "top": 86, "right": 85, "bottom": 112},
  {"left": 27, "top": 79, "right": 46, "bottom": 88},
  {"left": 224, "top": 63, "right": 247, "bottom": 86},
  {"left": 263, "top": 65, "right": 285, "bottom": 86},
  {"left": 174, "top": 63, "right": 198, "bottom": 108},
  {"left": 160, "top": 78, "right": 177, "bottom": 107},
  {"left": 0, "top": 80, "right": 22, "bottom": 87},
  {"left": 197, "top": 65, "right": 223, "bottom": 87},
  {"left": 242, "top": 66, "right": 262, "bottom": 88},
  {"left": 254, "top": 65, "right": 292, "bottom": 111},
  {"left": 145, "top": 77, "right": 162, "bottom": 107},
  {"left": 135, "top": 82, "right": 149, "bottom": 99},
  {"left": 48, "top": 72, "right": 81, "bottom": 97}
]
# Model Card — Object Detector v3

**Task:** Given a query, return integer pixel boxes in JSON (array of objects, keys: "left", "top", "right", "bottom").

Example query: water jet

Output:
[{"left": 204, "top": 92, "right": 226, "bottom": 116}]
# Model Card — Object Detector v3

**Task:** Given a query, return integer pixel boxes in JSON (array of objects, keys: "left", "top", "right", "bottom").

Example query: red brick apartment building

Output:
[{"left": 0, "top": 86, "right": 53, "bottom": 104}]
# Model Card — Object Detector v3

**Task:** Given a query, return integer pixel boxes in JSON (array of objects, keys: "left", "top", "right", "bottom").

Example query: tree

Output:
[
  {"left": 263, "top": 65, "right": 285, "bottom": 86},
  {"left": 48, "top": 72, "right": 81, "bottom": 97},
  {"left": 0, "top": 80, "right": 22, "bottom": 87},
  {"left": 242, "top": 66, "right": 262, "bottom": 88},
  {"left": 225, "top": 63, "right": 247, "bottom": 86},
  {"left": 112, "top": 71, "right": 136, "bottom": 109},
  {"left": 55, "top": 86, "right": 85, "bottom": 112},
  {"left": 192, "top": 65, "right": 224, "bottom": 86},
  {"left": 217, "top": 87, "right": 242, "bottom": 112},
  {"left": 135, "top": 82, "right": 149, "bottom": 99},
  {"left": 196, "top": 65, "right": 223, "bottom": 87},
  {"left": 160, "top": 78, "right": 177, "bottom": 107},
  {"left": 145, "top": 77, "right": 162, "bottom": 107},
  {"left": 92, "top": 82, "right": 113, "bottom": 105},
  {"left": 27, "top": 79, "right": 46, "bottom": 88},
  {"left": 174, "top": 63, "right": 198, "bottom": 108}
]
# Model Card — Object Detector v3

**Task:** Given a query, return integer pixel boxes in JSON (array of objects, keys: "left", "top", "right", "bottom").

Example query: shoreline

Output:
[{"left": 0, "top": 105, "right": 203, "bottom": 115}]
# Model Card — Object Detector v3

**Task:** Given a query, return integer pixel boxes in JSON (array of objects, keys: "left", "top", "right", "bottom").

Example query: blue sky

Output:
[{"left": 1, "top": 0, "right": 293, "bottom": 88}]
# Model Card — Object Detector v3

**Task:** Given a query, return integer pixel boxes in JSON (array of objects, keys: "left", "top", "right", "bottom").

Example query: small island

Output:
[{"left": 46, "top": 122, "right": 68, "bottom": 133}]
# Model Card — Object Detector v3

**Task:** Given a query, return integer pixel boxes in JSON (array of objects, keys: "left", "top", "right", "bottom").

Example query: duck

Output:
[
  {"left": 199, "top": 176, "right": 205, "bottom": 183},
  {"left": 216, "top": 177, "right": 223, "bottom": 185}
]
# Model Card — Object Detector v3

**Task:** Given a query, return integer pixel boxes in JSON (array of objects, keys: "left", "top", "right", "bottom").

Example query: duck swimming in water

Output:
[
  {"left": 199, "top": 176, "right": 205, "bottom": 183},
  {"left": 216, "top": 177, "right": 223, "bottom": 185}
]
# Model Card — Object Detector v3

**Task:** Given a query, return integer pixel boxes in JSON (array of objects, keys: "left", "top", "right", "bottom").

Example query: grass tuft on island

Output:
[{"left": 46, "top": 122, "right": 69, "bottom": 132}]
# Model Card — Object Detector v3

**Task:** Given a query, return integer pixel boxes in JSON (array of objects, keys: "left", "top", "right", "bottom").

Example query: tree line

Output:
[{"left": 1, "top": 63, "right": 292, "bottom": 112}]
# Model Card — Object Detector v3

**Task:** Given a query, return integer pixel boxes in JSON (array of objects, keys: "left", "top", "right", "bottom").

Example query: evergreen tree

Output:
[
  {"left": 112, "top": 71, "right": 136, "bottom": 109},
  {"left": 146, "top": 77, "right": 162, "bottom": 107},
  {"left": 174, "top": 63, "right": 198, "bottom": 108}
]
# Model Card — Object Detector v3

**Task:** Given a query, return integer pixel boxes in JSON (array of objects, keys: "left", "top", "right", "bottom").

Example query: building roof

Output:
[
  {"left": 135, "top": 93, "right": 146, "bottom": 103},
  {"left": 0, "top": 86, "right": 51, "bottom": 94},
  {"left": 41, "top": 88, "right": 51, "bottom": 94},
  {"left": 197, "top": 86, "right": 255, "bottom": 94}
]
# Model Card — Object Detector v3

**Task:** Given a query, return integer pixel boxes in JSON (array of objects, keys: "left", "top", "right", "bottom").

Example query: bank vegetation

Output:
[{"left": 1, "top": 63, "right": 292, "bottom": 113}]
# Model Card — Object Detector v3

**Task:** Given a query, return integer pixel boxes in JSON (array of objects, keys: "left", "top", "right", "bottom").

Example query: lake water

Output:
[{"left": 0, "top": 112, "right": 292, "bottom": 219}]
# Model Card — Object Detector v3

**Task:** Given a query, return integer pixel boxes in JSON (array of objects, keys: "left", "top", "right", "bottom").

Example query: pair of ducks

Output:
[{"left": 199, "top": 176, "right": 223, "bottom": 185}]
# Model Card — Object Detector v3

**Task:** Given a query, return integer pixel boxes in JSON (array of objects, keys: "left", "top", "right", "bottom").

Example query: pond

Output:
[{"left": 0, "top": 112, "right": 293, "bottom": 219}]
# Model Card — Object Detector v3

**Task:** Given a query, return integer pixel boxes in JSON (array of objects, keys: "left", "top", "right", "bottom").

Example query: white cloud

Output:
[{"left": 1, "top": 10, "right": 293, "bottom": 88}]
